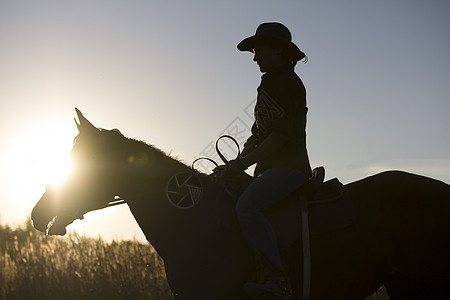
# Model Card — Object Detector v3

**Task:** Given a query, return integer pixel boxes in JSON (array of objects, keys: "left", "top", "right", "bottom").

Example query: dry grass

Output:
[{"left": 0, "top": 221, "right": 171, "bottom": 300}]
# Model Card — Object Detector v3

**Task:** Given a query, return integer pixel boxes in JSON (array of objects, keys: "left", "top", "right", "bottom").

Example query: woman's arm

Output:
[{"left": 240, "top": 131, "right": 289, "bottom": 169}]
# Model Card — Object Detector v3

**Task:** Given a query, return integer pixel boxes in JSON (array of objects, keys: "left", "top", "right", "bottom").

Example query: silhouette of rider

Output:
[{"left": 223, "top": 22, "right": 312, "bottom": 298}]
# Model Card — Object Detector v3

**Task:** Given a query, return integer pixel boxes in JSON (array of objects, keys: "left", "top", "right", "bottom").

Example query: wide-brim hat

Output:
[{"left": 237, "top": 22, "right": 305, "bottom": 61}]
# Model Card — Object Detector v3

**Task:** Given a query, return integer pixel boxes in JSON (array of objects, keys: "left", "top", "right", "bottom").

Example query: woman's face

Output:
[{"left": 252, "top": 43, "right": 285, "bottom": 73}]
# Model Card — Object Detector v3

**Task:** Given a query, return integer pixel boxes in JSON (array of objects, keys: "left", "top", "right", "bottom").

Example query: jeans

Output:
[{"left": 236, "top": 168, "right": 307, "bottom": 274}]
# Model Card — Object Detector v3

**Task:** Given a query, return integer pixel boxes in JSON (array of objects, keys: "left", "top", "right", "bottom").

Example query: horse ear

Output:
[{"left": 74, "top": 108, "right": 99, "bottom": 134}]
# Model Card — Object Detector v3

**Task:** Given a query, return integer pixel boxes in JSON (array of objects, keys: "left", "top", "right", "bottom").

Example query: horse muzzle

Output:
[
  {"left": 31, "top": 189, "right": 59, "bottom": 233},
  {"left": 46, "top": 216, "right": 68, "bottom": 235}
]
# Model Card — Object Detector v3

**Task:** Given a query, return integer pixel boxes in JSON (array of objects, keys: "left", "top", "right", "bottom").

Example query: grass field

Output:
[{"left": 0, "top": 222, "right": 389, "bottom": 299}]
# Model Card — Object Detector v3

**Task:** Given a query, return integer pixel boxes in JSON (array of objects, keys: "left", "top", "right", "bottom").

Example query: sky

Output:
[{"left": 1, "top": 0, "right": 449, "bottom": 243}]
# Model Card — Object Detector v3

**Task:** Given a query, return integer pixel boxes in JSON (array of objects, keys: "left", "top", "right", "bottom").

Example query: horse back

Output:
[{"left": 345, "top": 171, "right": 450, "bottom": 298}]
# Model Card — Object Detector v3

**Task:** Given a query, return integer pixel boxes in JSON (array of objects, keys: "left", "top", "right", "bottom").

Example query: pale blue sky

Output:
[{"left": 1, "top": 0, "right": 449, "bottom": 242}]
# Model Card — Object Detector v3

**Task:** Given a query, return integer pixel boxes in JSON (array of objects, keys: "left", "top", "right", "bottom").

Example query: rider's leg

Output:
[{"left": 235, "top": 168, "right": 306, "bottom": 294}]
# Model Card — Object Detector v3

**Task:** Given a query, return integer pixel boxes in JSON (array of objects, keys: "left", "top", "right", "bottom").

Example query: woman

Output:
[{"left": 226, "top": 22, "right": 312, "bottom": 298}]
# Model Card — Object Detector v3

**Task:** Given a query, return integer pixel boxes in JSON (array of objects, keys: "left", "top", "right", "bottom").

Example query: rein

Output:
[
  {"left": 191, "top": 135, "right": 241, "bottom": 170},
  {"left": 102, "top": 197, "right": 127, "bottom": 210},
  {"left": 100, "top": 135, "right": 241, "bottom": 211}
]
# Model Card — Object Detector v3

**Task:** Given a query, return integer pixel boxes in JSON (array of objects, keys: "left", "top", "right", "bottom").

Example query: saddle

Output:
[{"left": 213, "top": 166, "right": 355, "bottom": 249}]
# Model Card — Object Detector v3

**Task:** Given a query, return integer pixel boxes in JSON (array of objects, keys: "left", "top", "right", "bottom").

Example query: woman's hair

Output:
[
  {"left": 280, "top": 47, "right": 307, "bottom": 67},
  {"left": 265, "top": 40, "right": 307, "bottom": 67}
]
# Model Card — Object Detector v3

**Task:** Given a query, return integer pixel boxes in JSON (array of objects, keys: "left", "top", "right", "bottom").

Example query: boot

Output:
[{"left": 244, "top": 270, "right": 293, "bottom": 299}]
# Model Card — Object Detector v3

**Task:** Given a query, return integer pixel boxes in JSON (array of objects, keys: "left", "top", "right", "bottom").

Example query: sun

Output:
[{"left": 6, "top": 124, "right": 74, "bottom": 192}]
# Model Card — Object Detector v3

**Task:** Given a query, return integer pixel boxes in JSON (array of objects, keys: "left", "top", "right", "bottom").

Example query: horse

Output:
[{"left": 31, "top": 109, "right": 450, "bottom": 300}]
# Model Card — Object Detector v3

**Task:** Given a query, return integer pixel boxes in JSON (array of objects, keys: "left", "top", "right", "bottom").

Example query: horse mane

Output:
[{"left": 100, "top": 128, "right": 200, "bottom": 175}]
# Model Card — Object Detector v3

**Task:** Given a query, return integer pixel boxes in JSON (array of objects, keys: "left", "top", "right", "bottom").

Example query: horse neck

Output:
[
  {"left": 118, "top": 142, "right": 208, "bottom": 257},
  {"left": 115, "top": 138, "right": 192, "bottom": 194}
]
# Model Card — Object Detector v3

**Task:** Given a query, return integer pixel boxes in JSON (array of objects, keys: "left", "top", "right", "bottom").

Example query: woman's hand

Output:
[{"left": 212, "top": 158, "right": 246, "bottom": 181}]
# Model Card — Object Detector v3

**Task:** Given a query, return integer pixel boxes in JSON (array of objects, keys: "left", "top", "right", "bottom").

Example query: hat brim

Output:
[{"left": 237, "top": 35, "right": 305, "bottom": 61}]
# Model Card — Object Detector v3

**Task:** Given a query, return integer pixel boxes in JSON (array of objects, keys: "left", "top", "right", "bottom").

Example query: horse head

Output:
[{"left": 31, "top": 109, "right": 131, "bottom": 235}]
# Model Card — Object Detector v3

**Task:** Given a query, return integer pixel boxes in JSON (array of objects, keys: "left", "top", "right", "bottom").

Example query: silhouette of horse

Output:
[{"left": 32, "top": 109, "right": 450, "bottom": 300}]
